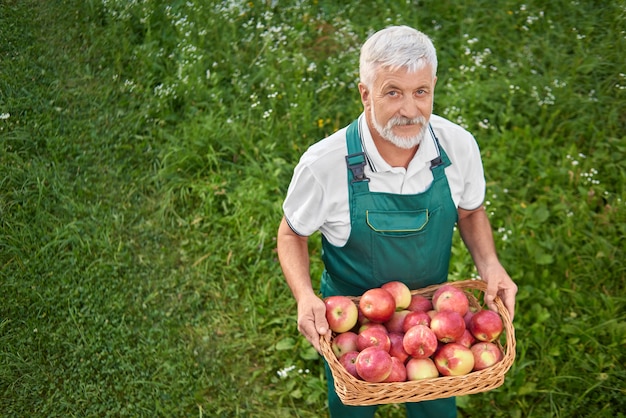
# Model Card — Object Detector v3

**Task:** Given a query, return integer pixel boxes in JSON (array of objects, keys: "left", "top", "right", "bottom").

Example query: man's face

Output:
[{"left": 360, "top": 65, "right": 437, "bottom": 149}]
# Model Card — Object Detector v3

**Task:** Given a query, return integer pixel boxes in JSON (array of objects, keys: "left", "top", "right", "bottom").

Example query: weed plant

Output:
[{"left": 1, "top": 0, "right": 624, "bottom": 417}]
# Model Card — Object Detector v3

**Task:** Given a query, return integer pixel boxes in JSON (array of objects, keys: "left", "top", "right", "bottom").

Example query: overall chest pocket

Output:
[{"left": 365, "top": 209, "right": 430, "bottom": 236}]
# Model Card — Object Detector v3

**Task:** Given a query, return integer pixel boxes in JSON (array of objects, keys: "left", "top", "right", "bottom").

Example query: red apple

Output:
[
  {"left": 469, "top": 309, "right": 504, "bottom": 342},
  {"left": 388, "top": 332, "right": 410, "bottom": 363},
  {"left": 430, "top": 310, "right": 466, "bottom": 343},
  {"left": 407, "top": 294, "right": 433, "bottom": 312},
  {"left": 406, "top": 357, "right": 439, "bottom": 380},
  {"left": 402, "top": 310, "right": 431, "bottom": 332},
  {"left": 331, "top": 331, "right": 358, "bottom": 358},
  {"left": 402, "top": 325, "right": 438, "bottom": 359},
  {"left": 383, "top": 356, "right": 407, "bottom": 382},
  {"left": 359, "top": 288, "right": 396, "bottom": 323},
  {"left": 355, "top": 347, "right": 393, "bottom": 383},
  {"left": 427, "top": 309, "right": 437, "bottom": 320},
  {"left": 433, "top": 343, "right": 475, "bottom": 376},
  {"left": 324, "top": 295, "right": 359, "bottom": 333},
  {"left": 339, "top": 351, "right": 360, "bottom": 378},
  {"left": 384, "top": 310, "right": 411, "bottom": 333},
  {"left": 357, "top": 326, "right": 390, "bottom": 352},
  {"left": 432, "top": 284, "right": 469, "bottom": 316},
  {"left": 381, "top": 281, "right": 412, "bottom": 310},
  {"left": 456, "top": 329, "right": 476, "bottom": 349},
  {"left": 471, "top": 342, "right": 503, "bottom": 371},
  {"left": 463, "top": 308, "right": 476, "bottom": 328}
]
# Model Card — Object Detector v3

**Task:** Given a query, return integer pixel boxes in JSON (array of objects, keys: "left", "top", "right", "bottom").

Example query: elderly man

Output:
[{"left": 277, "top": 25, "right": 517, "bottom": 417}]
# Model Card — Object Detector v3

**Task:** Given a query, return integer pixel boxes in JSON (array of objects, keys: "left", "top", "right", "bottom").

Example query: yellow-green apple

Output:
[
  {"left": 456, "top": 329, "right": 476, "bottom": 349},
  {"left": 383, "top": 356, "right": 407, "bottom": 382},
  {"left": 434, "top": 342, "right": 475, "bottom": 376},
  {"left": 358, "top": 322, "right": 387, "bottom": 334},
  {"left": 406, "top": 357, "right": 439, "bottom": 380},
  {"left": 359, "top": 288, "right": 396, "bottom": 323},
  {"left": 357, "top": 326, "right": 390, "bottom": 352},
  {"left": 469, "top": 309, "right": 503, "bottom": 342},
  {"left": 403, "top": 324, "right": 438, "bottom": 359},
  {"left": 407, "top": 294, "right": 433, "bottom": 312},
  {"left": 324, "top": 296, "right": 358, "bottom": 333},
  {"left": 384, "top": 309, "right": 411, "bottom": 333},
  {"left": 357, "top": 308, "right": 370, "bottom": 328},
  {"left": 402, "top": 310, "right": 431, "bottom": 332},
  {"left": 339, "top": 351, "right": 360, "bottom": 378},
  {"left": 388, "top": 332, "right": 410, "bottom": 363},
  {"left": 471, "top": 342, "right": 503, "bottom": 371},
  {"left": 331, "top": 331, "right": 358, "bottom": 358},
  {"left": 430, "top": 310, "right": 466, "bottom": 343},
  {"left": 432, "top": 284, "right": 469, "bottom": 316},
  {"left": 381, "top": 281, "right": 412, "bottom": 310},
  {"left": 355, "top": 347, "right": 393, "bottom": 383}
]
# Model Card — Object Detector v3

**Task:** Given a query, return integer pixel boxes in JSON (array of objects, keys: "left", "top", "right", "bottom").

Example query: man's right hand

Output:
[
  {"left": 297, "top": 294, "right": 330, "bottom": 352},
  {"left": 277, "top": 217, "right": 330, "bottom": 351}
]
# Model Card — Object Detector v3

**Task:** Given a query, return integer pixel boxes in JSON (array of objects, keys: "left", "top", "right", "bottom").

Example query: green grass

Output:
[{"left": 1, "top": 0, "right": 625, "bottom": 417}]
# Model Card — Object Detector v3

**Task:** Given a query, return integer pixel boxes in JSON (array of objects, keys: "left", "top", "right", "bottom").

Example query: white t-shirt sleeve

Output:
[
  {"left": 455, "top": 132, "right": 486, "bottom": 210},
  {"left": 283, "top": 163, "right": 326, "bottom": 236},
  {"left": 430, "top": 115, "right": 486, "bottom": 211},
  {"left": 282, "top": 131, "right": 351, "bottom": 244}
]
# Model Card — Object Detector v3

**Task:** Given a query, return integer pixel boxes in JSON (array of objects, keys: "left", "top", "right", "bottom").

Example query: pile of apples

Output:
[{"left": 324, "top": 281, "right": 504, "bottom": 383}]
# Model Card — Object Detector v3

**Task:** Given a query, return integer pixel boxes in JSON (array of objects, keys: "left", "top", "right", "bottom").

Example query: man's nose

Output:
[{"left": 399, "top": 96, "right": 421, "bottom": 119}]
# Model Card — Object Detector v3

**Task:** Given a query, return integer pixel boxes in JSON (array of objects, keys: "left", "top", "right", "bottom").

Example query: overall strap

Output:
[
  {"left": 429, "top": 124, "right": 452, "bottom": 177},
  {"left": 345, "top": 120, "right": 370, "bottom": 192}
]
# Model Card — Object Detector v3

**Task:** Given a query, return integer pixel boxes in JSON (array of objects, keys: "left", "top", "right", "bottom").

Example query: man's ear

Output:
[{"left": 358, "top": 83, "right": 370, "bottom": 108}]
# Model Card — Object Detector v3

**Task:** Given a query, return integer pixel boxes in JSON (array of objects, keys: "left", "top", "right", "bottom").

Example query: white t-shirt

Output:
[{"left": 283, "top": 113, "right": 486, "bottom": 247}]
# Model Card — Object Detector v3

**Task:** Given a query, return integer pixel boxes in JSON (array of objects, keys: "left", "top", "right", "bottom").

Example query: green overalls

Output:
[{"left": 321, "top": 119, "right": 458, "bottom": 418}]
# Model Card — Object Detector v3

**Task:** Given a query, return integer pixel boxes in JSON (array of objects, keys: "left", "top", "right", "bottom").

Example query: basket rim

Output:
[{"left": 319, "top": 279, "right": 516, "bottom": 405}]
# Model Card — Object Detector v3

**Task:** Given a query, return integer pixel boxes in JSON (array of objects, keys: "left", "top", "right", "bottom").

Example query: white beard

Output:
[{"left": 370, "top": 106, "right": 428, "bottom": 149}]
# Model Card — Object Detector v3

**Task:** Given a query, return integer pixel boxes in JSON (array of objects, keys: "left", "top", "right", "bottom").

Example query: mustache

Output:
[{"left": 387, "top": 115, "right": 428, "bottom": 127}]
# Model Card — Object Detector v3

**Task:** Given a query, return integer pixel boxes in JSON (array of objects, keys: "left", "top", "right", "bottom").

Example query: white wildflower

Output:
[{"left": 277, "top": 365, "right": 296, "bottom": 379}]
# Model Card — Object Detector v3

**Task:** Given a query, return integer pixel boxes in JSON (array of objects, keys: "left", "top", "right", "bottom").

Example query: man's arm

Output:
[
  {"left": 276, "top": 216, "right": 329, "bottom": 351},
  {"left": 457, "top": 206, "right": 517, "bottom": 320}
]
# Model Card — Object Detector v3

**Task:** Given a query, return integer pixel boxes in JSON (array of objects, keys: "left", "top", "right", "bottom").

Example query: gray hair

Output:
[{"left": 359, "top": 26, "right": 438, "bottom": 88}]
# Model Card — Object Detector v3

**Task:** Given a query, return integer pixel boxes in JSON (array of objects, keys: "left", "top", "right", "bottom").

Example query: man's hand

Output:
[
  {"left": 277, "top": 217, "right": 330, "bottom": 350},
  {"left": 481, "top": 263, "right": 517, "bottom": 321},
  {"left": 457, "top": 206, "right": 517, "bottom": 321},
  {"left": 297, "top": 294, "right": 330, "bottom": 352}
]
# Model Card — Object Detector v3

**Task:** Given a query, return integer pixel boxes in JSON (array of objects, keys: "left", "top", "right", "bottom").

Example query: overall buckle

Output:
[
  {"left": 430, "top": 155, "right": 443, "bottom": 169},
  {"left": 345, "top": 152, "right": 370, "bottom": 183}
]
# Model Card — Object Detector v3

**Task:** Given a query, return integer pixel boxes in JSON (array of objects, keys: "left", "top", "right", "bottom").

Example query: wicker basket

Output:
[{"left": 319, "top": 279, "right": 516, "bottom": 406}]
